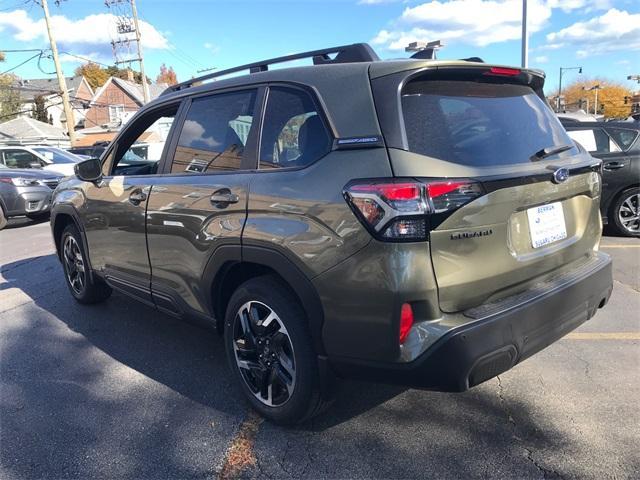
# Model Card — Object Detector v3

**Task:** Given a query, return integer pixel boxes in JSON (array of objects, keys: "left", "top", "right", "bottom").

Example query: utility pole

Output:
[
  {"left": 107, "top": 0, "right": 150, "bottom": 103},
  {"left": 521, "top": 0, "right": 528, "bottom": 68},
  {"left": 40, "top": 0, "right": 76, "bottom": 143},
  {"left": 130, "top": 0, "right": 150, "bottom": 103}
]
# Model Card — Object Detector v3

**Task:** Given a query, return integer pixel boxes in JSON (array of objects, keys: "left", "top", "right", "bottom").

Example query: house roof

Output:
[
  {"left": 12, "top": 76, "right": 91, "bottom": 102},
  {"left": 0, "top": 116, "right": 67, "bottom": 140},
  {"left": 92, "top": 77, "right": 168, "bottom": 106}
]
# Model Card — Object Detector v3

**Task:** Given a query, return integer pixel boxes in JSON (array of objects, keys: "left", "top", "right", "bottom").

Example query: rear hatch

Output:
[{"left": 371, "top": 63, "right": 603, "bottom": 312}]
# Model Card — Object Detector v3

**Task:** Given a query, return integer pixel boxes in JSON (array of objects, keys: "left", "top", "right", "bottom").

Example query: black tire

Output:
[
  {"left": 610, "top": 187, "right": 640, "bottom": 237},
  {"left": 60, "top": 224, "right": 112, "bottom": 304},
  {"left": 224, "top": 275, "right": 328, "bottom": 425},
  {"left": 0, "top": 207, "right": 7, "bottom": 230}
]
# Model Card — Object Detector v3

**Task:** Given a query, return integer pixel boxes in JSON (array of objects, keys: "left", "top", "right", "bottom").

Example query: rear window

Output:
[{"left": 401, "top": 80, "right": 576, "bottom": 166}]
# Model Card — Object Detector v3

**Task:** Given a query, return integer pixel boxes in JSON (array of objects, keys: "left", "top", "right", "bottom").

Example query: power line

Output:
[
  {"left": 59, "top": 51, "right": 113, "bottom": 68},
  {"left": 0, "top": 52, "right": 42, "bottom": 75}
]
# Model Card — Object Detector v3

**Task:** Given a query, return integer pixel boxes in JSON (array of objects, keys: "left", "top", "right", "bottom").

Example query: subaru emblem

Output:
[{"left": 552, "top": 168, "right": 570, "bottom": 184}]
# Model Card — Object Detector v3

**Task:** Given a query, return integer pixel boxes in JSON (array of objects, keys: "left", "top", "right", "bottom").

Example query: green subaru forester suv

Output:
[{"left": 50, "top": 44, "right": 613, "bottom": 424}]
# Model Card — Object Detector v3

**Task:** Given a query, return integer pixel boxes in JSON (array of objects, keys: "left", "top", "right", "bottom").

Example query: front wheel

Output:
[
  {"left": 61, "top": 224, "right": 112, "bottom": 304},
  {"left": 611, "top": 187, "right": 640, "bottom": 237},
  {"left": 224, "top": 275, "right": 327, "bottom": 424}
]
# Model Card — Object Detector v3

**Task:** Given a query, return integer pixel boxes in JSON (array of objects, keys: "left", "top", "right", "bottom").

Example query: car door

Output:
[
  {"left": 80, "top": 102, "right": 181, "bottom": 305},
  {"left": 145, "top": 87, "right": 262, "bottom": 318},
  {"left": 565, "top": 126, "right": 628, "bottom": 220}
]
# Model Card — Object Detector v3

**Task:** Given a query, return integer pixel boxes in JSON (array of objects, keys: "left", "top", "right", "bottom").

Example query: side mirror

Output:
[
  {"left": 75, "top": 157, "right": 103, "bottom": 183},
  {"left": 29, "top": 162, "right": 43, "bottom": 169}
]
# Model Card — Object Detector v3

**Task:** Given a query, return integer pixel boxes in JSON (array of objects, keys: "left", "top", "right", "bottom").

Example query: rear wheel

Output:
[
  {"left": 224, "top": 275, "right": 327, "bottom": 424},
  {"left": 611, "top": 187, "right": 640, "bottom": 237},
  {"left": 61, "top": 224, "right": 112, "bottom": 304}
]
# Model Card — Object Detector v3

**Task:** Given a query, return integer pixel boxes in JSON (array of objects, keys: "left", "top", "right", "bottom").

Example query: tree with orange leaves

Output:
[{"left": 552, "top": 77, "right": 633, "bottom": 119}]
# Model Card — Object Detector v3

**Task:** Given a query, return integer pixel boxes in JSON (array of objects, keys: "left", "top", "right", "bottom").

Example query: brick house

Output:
[{"left": 84, "top": 76, "right": 167, "bottom": 129}]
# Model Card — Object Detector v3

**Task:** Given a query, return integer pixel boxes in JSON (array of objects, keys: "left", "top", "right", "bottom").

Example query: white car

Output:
[{"left": 0, "top": 145, "right": 82, "bottom": 177}]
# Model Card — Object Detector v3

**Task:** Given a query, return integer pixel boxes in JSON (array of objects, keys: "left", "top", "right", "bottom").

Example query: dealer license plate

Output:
[{"left": 527, "top": 202, "right": 567, "bottom": 249}]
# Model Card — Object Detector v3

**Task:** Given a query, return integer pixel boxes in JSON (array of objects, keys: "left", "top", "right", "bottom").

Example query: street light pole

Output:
[{"left": 558, "top": 66, "right": 583, "bottom": 112}]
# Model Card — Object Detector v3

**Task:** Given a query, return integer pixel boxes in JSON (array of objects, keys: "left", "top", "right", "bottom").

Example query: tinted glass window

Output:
[
  {"left": 401, "top": 80, "right": 577, "bottom": 166},
  {"left": 566, "top": 128, "right": 621, "bottom": 154},
  {"left": 33, "top": 147, "right": 78, "bottom": 164},
  {"left": 607, "top": 127, "right": 638, "bottom": 151},
  {"left": 2, "top": 150, "right": 41, "bottom": 169},
  {"left": 171, "top": 90, "right": 257, "bottom": 174},
  {"left": 259, "top": 87, "right": 331, "bottom": 169}
]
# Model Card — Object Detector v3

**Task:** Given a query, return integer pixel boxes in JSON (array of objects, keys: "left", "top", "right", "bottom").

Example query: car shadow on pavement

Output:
[
  {"left": 1, "top": 254, "right": 603, "bottom": 478},
  {"left": 0, "top": 254, "right": 405, "bottom": 424},
  {"left": 4, "top": 215, "right": 50, "bottom": 230}
]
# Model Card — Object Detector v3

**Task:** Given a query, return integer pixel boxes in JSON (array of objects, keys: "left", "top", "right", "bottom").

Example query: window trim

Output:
[
  {"left": 253, "top": 83, "right": 335, "bottom": 174},
  {"left": 101, "top": 100, "right": 186, "bottom": 178}
]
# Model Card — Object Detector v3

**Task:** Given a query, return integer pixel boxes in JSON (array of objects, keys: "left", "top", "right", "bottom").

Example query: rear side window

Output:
[
  {"left": 171, "top": 90, "right": 257, "bottom": 174},
  {"left": 607, "top": 127, "right": 638, "bottom": 151},
  {"left": 259, "top": 87, "right": 331, "bottom": 169},
  {"left": 566, "top": 128, "right": 621, "bottom": 154},
  {"left": 401, "top": 80, "right": 576, "bottom": 166}
]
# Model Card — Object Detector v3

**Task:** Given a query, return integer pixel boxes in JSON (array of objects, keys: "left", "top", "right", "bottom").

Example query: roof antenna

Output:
[{"left": 405, "top": 40, "right": 444, "bottom": 60}]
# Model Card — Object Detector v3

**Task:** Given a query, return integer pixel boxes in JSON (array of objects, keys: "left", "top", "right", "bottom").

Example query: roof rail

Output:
[{"left": 162, "top": 43, "right": 379, "bottom": 96}]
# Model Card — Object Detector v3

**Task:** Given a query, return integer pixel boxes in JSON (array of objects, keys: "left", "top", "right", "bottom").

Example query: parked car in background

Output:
[
  {"left": 0, "top": 164, "right": 61, "bottom": 230},
  {"left": 0, "top": 145, "right": 81, "bottom": 176},
  {"left": 67, "top": 143, "right": 108, "bottom": 159},
  {"left": 562, "top": 121, "right": 640, "bottom": 236}
]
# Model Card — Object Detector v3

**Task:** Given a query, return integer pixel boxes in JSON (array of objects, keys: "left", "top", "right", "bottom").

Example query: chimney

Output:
[{"left": 126, "top": 69, "right": 134, "bottom": 82}]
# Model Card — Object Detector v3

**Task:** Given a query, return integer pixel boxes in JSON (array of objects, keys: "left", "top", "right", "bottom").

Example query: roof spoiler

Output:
[{"left": 161, "top": 43, "right": 380, "bottom": 96}]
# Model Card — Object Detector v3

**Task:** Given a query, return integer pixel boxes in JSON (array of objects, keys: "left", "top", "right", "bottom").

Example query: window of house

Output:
[
  {"left": 259, "top": 87, "right": 331, "bottom": 169},
  {"left": 170, "top": 90, "right": 257, "bottom": 174},
  {"left": 110, "top": 105, "right": 177, "bottom": 176},
  {"left": 109, "top": 105, "right": 125, "bottom": 123}
]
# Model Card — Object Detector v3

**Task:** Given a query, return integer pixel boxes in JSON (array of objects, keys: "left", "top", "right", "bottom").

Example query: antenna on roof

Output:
[{"left": 405, "top": 40, "right": 444, "bottom": 60}]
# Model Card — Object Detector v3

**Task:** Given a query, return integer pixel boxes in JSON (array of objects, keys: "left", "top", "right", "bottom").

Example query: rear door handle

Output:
[
  {"left": 604, "top": 162, "right": 625, "bottom": 171},
  {"left": 129, "top": 189, "right": 147, "bottom": 206},
  {"left": 210, "top": 188, "right": 239, "bottom": 208}
]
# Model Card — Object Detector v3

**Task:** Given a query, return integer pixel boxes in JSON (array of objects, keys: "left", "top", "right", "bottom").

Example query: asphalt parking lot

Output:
[{"left": 1, "top": 217, "right": 638, "bottom": 479}]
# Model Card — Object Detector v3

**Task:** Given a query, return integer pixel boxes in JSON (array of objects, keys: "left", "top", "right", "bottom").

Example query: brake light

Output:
[
  {"left": 399, "top": 303, "right": 414, "bottom": 344},
  {"left": 484, "top": 67, "right": 521, "bottom": 77},
  {"left": 344, "top": 178, "right": 483, "bottom": 241}
]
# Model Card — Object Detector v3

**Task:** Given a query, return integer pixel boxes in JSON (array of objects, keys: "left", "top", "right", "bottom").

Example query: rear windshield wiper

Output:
[{"left": 530, "top": 144, "right": 573, "bottom": 162}]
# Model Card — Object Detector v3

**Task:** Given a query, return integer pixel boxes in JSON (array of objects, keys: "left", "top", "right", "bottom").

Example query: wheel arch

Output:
[
  {"left": 50, "top": 206, "right": 96, "bottom": 281},
  {"left": 205, "top": 245, "right": 326, "bottom": 355}
]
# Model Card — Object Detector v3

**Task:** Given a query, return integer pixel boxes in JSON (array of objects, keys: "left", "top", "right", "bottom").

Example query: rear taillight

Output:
[
  {"left": 344, "top": 178, "right": 483, "bottom": 241},
  {"left": 399, "top": 303, "right": 414, "bottom": 344}
]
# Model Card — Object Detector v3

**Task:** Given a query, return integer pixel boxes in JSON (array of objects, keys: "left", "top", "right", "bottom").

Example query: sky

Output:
[{"left": 1, "top": 0, "right": 639, "bottom": 95}]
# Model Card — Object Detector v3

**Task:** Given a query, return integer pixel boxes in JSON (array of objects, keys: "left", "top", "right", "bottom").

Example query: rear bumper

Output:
[{"left": 329, "top": 251, "right": 612, "bottom": 391}]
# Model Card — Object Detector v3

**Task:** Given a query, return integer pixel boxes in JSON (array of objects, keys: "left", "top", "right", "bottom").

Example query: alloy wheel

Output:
[
  {"left": 232, "top": 301, "right": 296, "bottom": 407},
  {"left": 63, "top": 235, "right": 86, "bottom": 295},
  {"left": 618, "top": 192, "right": 640, "bottom": 234}
]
